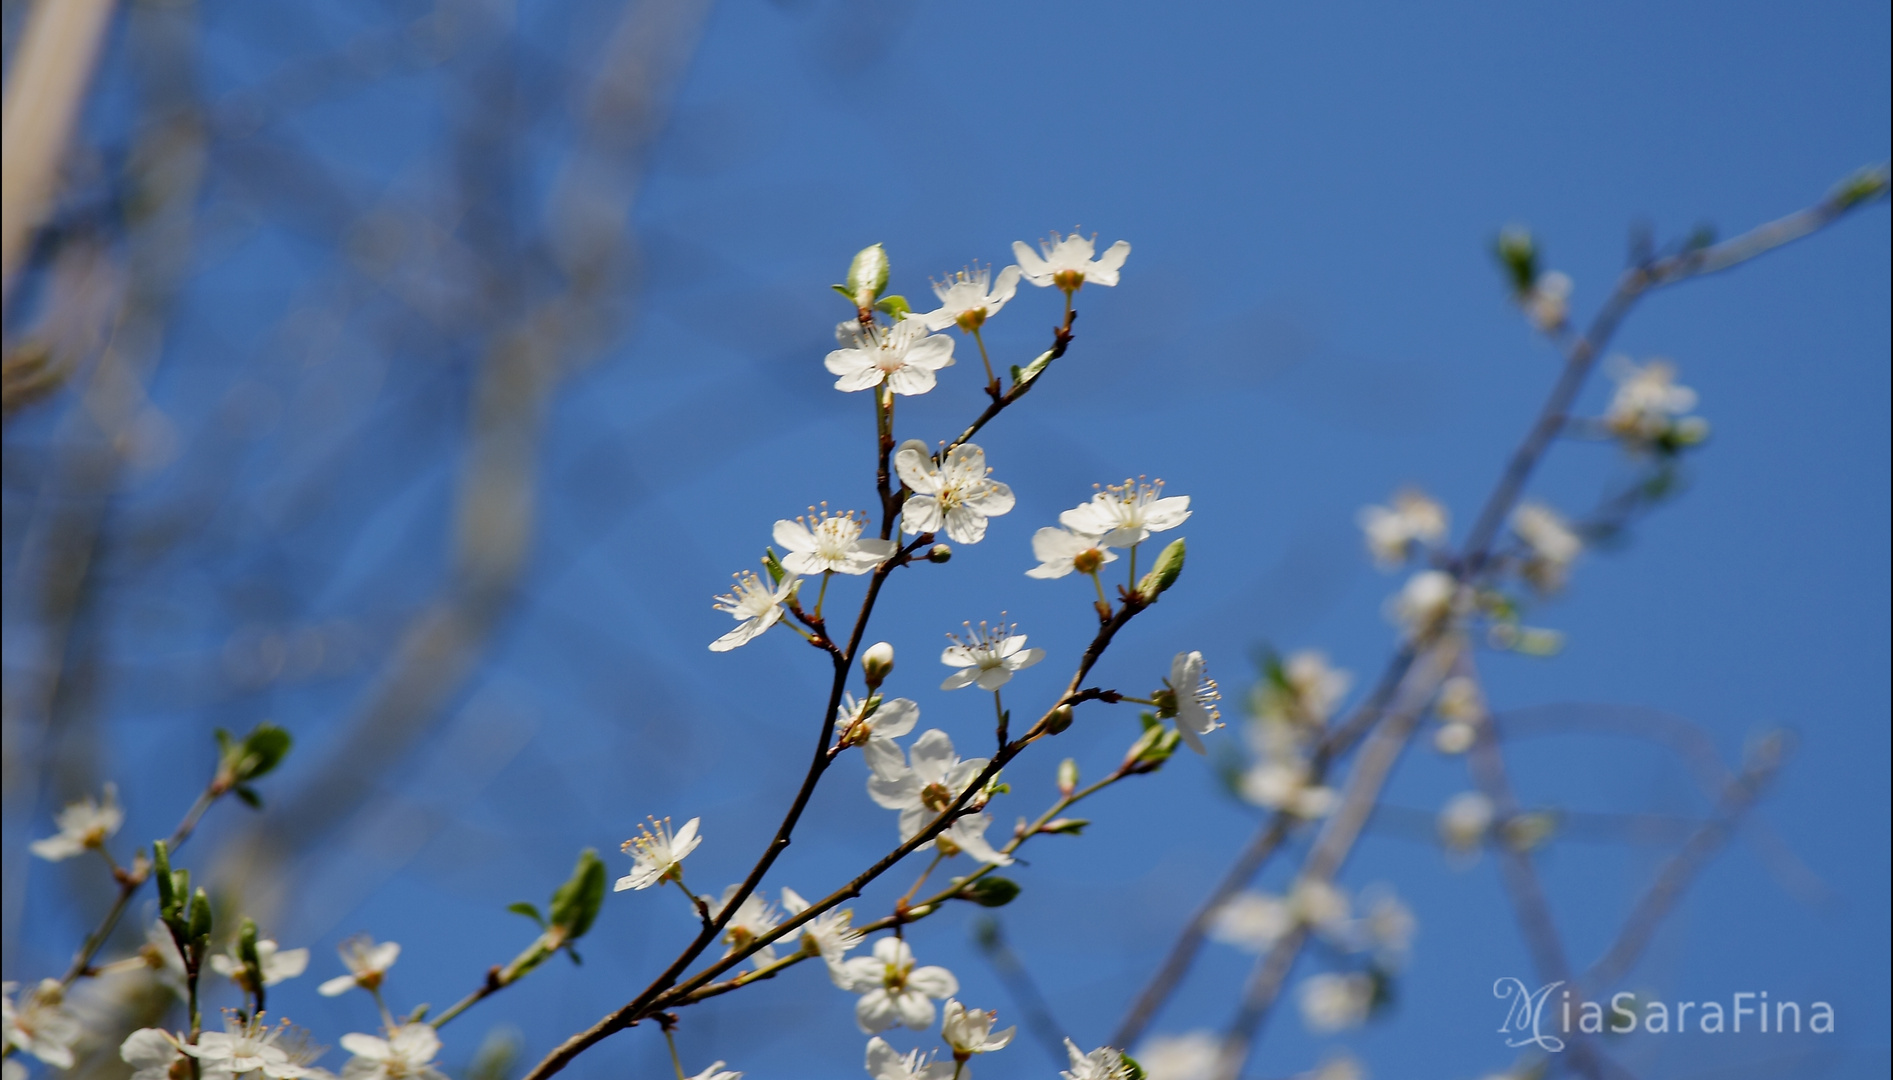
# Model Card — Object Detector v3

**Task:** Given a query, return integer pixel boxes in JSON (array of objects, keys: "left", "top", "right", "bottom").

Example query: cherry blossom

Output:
[{"left": 896, "top": 442, "right": 1015, "bottom": 544}]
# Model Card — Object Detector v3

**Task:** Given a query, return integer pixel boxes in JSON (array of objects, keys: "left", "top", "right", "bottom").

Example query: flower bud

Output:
[
  {"left": 842, "top": 243, "right": 890, "bottom": 309},
  {"left": 1137, "top": 537, "right": 1186, "bottom": 598},
  {"left": 928, "top": 543, "right": 953, "bottom": 563},
  {"left": 1046, "top": 704, "right": 1074, "bottom": 734},
  {"left": 1056, "top": 758, "right": 1079, "bottom": 796},
  {"left": 861, "top": 642, "right": 895, "bottom": 688}
]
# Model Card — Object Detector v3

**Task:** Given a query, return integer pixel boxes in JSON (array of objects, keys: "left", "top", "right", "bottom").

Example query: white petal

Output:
[
  {"left": 972, "top": 666, "right": 1014, "bottom": 691},
  {"left": 894, "top": 990, "right": 937, "bottom": 1030},
  {"left": 868, "top": 697, "right": 918, "bottom": 737},
  {"left": 867, "top": 774, "right": 919, "bottom": 810},
  {"left": 862, "top": 738, "right": 908, "bottom": 782},
  {"left": 318, "top": 975, "right": 357, "bottom": 997},
  {"left": 1011, "top": 240, "right": 1052, "bottom": 285},
  {"left": 894, "top": 448, "right": 940, "bottom": 494},
  {"left": 961, "top": 481, "right": 1015, "bottom": 516},
  {"left": 905, "top": 964, "right": 959, "bottom": 998},
  {"left": 855, "top": 990, "right": 901, "bottom": 1034},
  {"left": 943, "top": 506, "right": 989, "bottom": 544}
]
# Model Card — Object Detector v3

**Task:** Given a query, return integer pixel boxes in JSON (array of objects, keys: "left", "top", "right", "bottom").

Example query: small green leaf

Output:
[
  {"left": 234, "top": 723, "right": 293, "bottom": 782},
  {"left": 1120, "top": 1054, "right": 1148, "bottom": 1080},
  {"left": 1015, "top": 349, "right": 1055, "bottom": 387},
  {"left": 761, "top": 547, "right": 785, "bottom": 585},
  {"left": 506, "top": 902, "right": 546, "bottom": 928},
  {"left": 234, "top": 786, "right": 263, "bottom": 810},
  {"left": 958, "top": 876, "right": 1021, "bottom": 907},
  {"left": 153, "top": 841, "right": 176, "bottom": 915},
  {"left": 548, "top": 849, "right": 607, "bottom": 940},
  {"left": 563, "top": 945, "right": 583, "bottom": 967},
  {"left": 874, "top": 295, "right": 911, "bottom": 320}
]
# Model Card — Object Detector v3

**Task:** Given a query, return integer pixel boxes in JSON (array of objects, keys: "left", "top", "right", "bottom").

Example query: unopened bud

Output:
[
  {"left": 1056, "top": 758, "right": 1079, "bottom": 796},
  {"left": 928, "top": 544, "right": 953, "bottom": 564},
  {"left": 1137, "top": 537, "right": 1186, "bottom": 598},
  {"left": 861, "top": 642, "right": 895, "bottom": 688},
  {"left": 1046, "top": 705, "right": 1074, "bottom": 734},
  {"left": 842, "top": 243, "right": 890, "bottom": 309}
]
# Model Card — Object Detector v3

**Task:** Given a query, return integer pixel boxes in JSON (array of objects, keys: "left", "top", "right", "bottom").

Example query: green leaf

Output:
[
  {"left": 1120, "top": 1054, "right": 1148, "bottom": 1080},
  {"left": 1014, "top": 349, "right": 1054, "bottom": 387},
  {"left": 153, "top": 841, "right": 176, "bottom": 915},
  {"left": 874, "top": 295, "right": 911, "bottom": 320},
  {"left": 548, "top": 849, "right": 607, "bottom": 940},
  {"left": 958, "top": 876, "right": 1021, "bottom": 908},
  {"left": 234, "top": 723, "right": 293, "bottom": 782},
  {"left": 761, "top": 547, "right": 785, "bottom": 585},
  {"left": 234, "top": 786, "right": 263, "bottom": 810},
  {"left": 505, "top": 902, "right": 546, "bottom": 928}
]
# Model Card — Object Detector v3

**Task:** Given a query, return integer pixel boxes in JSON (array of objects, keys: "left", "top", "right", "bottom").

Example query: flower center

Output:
[
  {"left": 1071, "top": 548, "right": 1105, "bottom": 574},
  {"left": 1053, "top": 268, "right": 1086, "bottom": 292},
  {"left": 955, "top": 307, "right": 988, "bottom": 332},
  {"left": 920, "top": 782, "right": 954, "bottom": 811}
]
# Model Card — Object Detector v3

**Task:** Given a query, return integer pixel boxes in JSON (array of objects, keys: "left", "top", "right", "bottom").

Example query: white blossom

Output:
[
  {"left": 138, "top": 921, "right": 188, "bottom": 993},
  {"left": 1060, "top": 1039, "right": 1133, "bottom": 1080},
  {"left": 1438, "top": 791, "right": 1495, "bottom": 853},
  {"left": 319, "top": 935, "right": 401, "bottom": 997},
  {"left": 1433, "top": 721, "right": 1476, "bottom": 754},
  {"left": 338, "top": 1024, "right": 446, "bottom": 1080},
  {"left": 1058, "top": 479, "right": 1189, "bottom": 549},
  {"left": 1132, "top": 1031, "right": 1220, "bottom": 1080},
  {"left": 185, "top": 1014, "right": 309, "bottom": 1079},
  {"left": 121, "top": 1028, "right": 210, "bottom": 1080},
  {"left": 896, "top": 442, "right": 1015, "bottom": 544},
  {"left": 940, "top": 620, "right": 1044, "bottom": 692},
  {"left": 864, "top": 1037, "right": 954, "bottom": 1080},
  {"left": 837, "top": 694, "right": 921, "bottom": 781},
  {"left": 1298, "top": 972, "right": 1375, "bottom": 1032},
  {"left": 1209, "top": 891, "right": 1292, "bottom": 953},
  {"left": 868, "top": 730, "right": 990, "bottom": 842},
  {"left": 835, "top": 937, "right": 959, "bottom": 1034},
  {"left": 1605, "top": 356, "right": 1701, "bottom": 442},
  {"left": 1512, "top": 502, "right": 1582, "bottom": 592},
  {"left": 210, "top": 939, "right": 309, "bottom": 989},
  {"left": 1025, "top": 526, "right": 1116, "bottom": 580},
  {"left": 684, "top": 1064, "right": 741, "bottom": 1080},
  {"left": 1290, "top": 879, "right": 1352, "bottom": 934},
  {"left": 1255, "top": 651, "right": 1353, "bottom": 729},
  {"left": 1385, "top": 570, "right": 1459, "bottom": 637},
  {"left": 616, "top": 816, "right": 701, "bottom": 891},
  {"left": 3, "top": 980, "right": 82, "bottom": 1069},
  {"left": 917, "top": 265, "right": 1022, "bottom": 333},
  {"left": 1299, "top": 1052, "right": 1367, "bottom": 1080},
  {"left": 934, "top": 813, "right": 1013, "bottom": 866},
  {"left": 706, "top": 885, "right": 783, "bottom": 969},
  {"left": 1012, "top": 232, "right": 1131, "bottom": 291},
  {"left": 1522, "top": 270, "right": 1572, "bottom": 332},
  {"left": 1168, "top": 651, "right": 1223, "bottom": 755},
  {"left": 775, "top": 507, "right": 899, "bottom": 576},
  {"left": 826, "top": 318, "right": 956, "bottom": 396},
  {"left": 708, "top": 565, "right": 798, "bottom": 652},
  {"left": 1357, "top": 887, "right": 1417, "bottom": 966},
  {"left": 941, "top": 999, "right": 1015, "bottom": 1058},
  {"left": 779, "top": 888, "right": 863, "bottom": 973},
  {"left": 1240, "top": 759, "right": 1336, "bottom": 819},
  {"left": 1356, "top": 489, "right": 1448, "bottom": 568},
  {"left": 29, "top": 784, "right": 123, "bottom": 861}
]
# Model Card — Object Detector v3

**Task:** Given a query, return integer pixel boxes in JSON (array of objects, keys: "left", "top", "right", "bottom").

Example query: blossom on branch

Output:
[
  {"left": 780, "top": 887, "right": 863, "bottom": 973},
  {"left": 934, "top": 812, "right": 1013, "bottom": 866},
  {"left": 1356, "top": 489, "right": 1448, "bottom": 568},
  {"left": 184, "top": 1014, "right": 311, "bottom": 1079},
  {"left": 868, "top": 730, "right": 990, "bottom": 842},
  {"left": 338, "top": 1024, "right": 446, "bottom": 1080},
  {"left": 1013, "top": 232, "right": 1131, "bottom": 292},
  {"left": 209, "top": 938, "right": 309, "bottom": 989},
  {"left": 616, "top": 816, "right": 701, "bottom": 891},
  {"left": 940, "top": 619, "right": 1044, "bottom": 692},
  {"left": 684, "top": 1064, "right": 741, "bottom": 1080},
  {"left": 121, "top": 1029, "right": 201, "bottom": 1080},
  {"left": 709, "top": 566, "right": 798, "bottom": 652},
  {"left": 1132, "top": 1032, "right": 1219, "bottom": 1080},
  {"left": 775, "top": 507, "right": 900, "bottom": 576},
  {"left": 826, "top": 318, "right": 956, "bottom": 396},
  {"left": 916, "top": 265, "right": 1022, "bottom": 333},
  {"left": 318, "top": 935, "right": 401, "bottom": 997},
  {"left": 707, "top": 885, "right": 784, "bottom": 969},
  {"left": 3, "top": 980, "right": 82, "bottom": 1069},
  {"left": 941, "top": 999, "right": 1015, "bottom": 1059},
  {"left": 897, "top": 442, "right": 1015, "bottom": 544},
  {"left": 1298, "top": 972, "right": 1375, "bottom": 1032},
  {"left": 1167, "top": 651, "right": 1224, "bottom": 754},
  {"left": 1025, "top": 526, "right": 1116, "bottom": 580},
  {"left": 864, "top": 1038, "right": 955, "bottom": 1080},
  {"left": 1060, "top": 1039, "right": 1134, "bottom": 1080},
  {"left": 835, "top": 937, "right": 959, "bottom": 1034},
  {"left": 1511, "top": 501, "right": 1582, "bottom": 593},
  {"left": 1385, "top": 570, "right": 1460, "bottom": 638},
  {"left": 837, "top": 694, "right": 921, "bottom": 781},
  {"left": 1059, "top": 479, "right": 1190, "bottom": 549},
  {"left": 29, "top": 784, "right": 123, "bottom": 861}
]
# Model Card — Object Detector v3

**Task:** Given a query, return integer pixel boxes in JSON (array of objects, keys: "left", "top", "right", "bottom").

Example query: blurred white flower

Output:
[
  {"left": 897, "top": 442, "right": 1015, "bottom": 544},
  {"left": 1060, "top": 1039, "right": 1133, "bottom": 1080},
  {"left": 1240, "top": 759, "right": 1335, "bottom": 819},
  {"left": 1132, "top": 1031, "right": 1220, "bottom": 1080},
  {"left": 210, "top": 939, "right": 309, "bottom": 989},
  {"left": 1356, "top": 489, "right": 1448, "bottom": 568},
  {"left": 826, "top": 318, "right": 956, "bottom": 396},
  {"left": 1025, "top": 526, "right": 1117, "bottom": 580},
  {"left": 779, "top": 887, "right": 863, "bottom": 974},
  {"left": 1385, "top": 570, "right": 1459, "bottom": 637},
  {"left": 1512, "top": 502, "right": 1582, "bottom": 593},
  {"left": 934, "top": 812, "right": 1013, "bottom": 867},
  {"left": 1522, "top": 270, "right": 1572, "bottom": 332},
  {"left": 1300, "top": 1051, "right": 1367, "bottom": 1080},
  {"left": 775, "top": 507, "right": 899, "bottom": 576},
  {"left": 837, "top": 695, "right": 920, "bottom": 781},
  {"left": 684, "top": 1063, "right": 740, "bottom": 1080},
  {"left": 1356, "top": 887, "right": 1417, "bottom": 966},
  {"left": 940, "top": 620, "right": 1044, "bottom": 692},
  {"left": 1298, "top": 972, "right": 1375, "bottom": 1033},
  {"left": 834, "top": 937, "right": 959, "bottom": 1034},
  {"left": 941, "top": 999, "right": 1015, "bottom": 1058},
  {"left": 1168, "top": 651, "right": 1224, "bottom": 755},
  {"left": 1255, "top": 651, "right": 1353, "bottom": 729},
  {"left": 1290, "top": 879, "right": 1352, "bottom": 933},
  {"left": 121, "top": 1028, "right": 200, "bottom": 1080},
  {"left": 3, "top": 980, "right": 82, "bottom": 1069},
  {"left": 30, "top": 784, "right": 123, "bottom": 861},
  {"left": 917, "top": 265, "right": 1022, "bottom": 333},
  {"left": 616, "top": 816, "right": 701, "bottom": 891},
  {"left": 708, "top": 566, "right": 798, "bottom": 652},
  {"left": 864, "top": 1037, "right": 955, "bottom": 1080},
  {"left": 868, "top": 730, "right": 990, "bottom": 842},
  {"left": 318, "top": 935, "right": 400, "bottom": 997},
  {"left": 1438, "top": 791, "right": 1496, "bottom": 854},
  {"left": 706, "top": 885, "right": 783, "bottom": 970},
  {"left": 338, "top": 1024, "right": 446, "bottom": 1080},
  {"left": 1059, "top": 479, "right": 1189, "bottom": 549},
  {"left": 1209, "top": 891, "right": 1292, "bottom": 953},
  {"left": 1013, "top": 232, "right": 1131, "bottom": 292},
  {"left": 1605, "top": 355, "right": 1700, "bottom": 440}
]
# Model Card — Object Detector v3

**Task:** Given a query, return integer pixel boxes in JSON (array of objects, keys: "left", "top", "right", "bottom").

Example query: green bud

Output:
[
  {"left": 958, "top": 876, "right": 1021, "bottom": 908},
  {"left": 927, "top": 543, "right": 952, "bottom": 564},
  {"left": 220, "top": 723, "right": 293, "bottom": 785},
  {"left": 1014, "top": 349, "right": 1055, "bottom": 387},
  {"left": 153, "top": 841, "right": 176, "bottom": 914},
  {"left": 1495, "top": 225, "right": 1538, "bottom": 295},
  {"left": 1056, "top": 758, "right": 1079, "bottom": 795},
  {"left": 1137, "top": 537, "right": 1186, "bottom": 598},
  {"left": 1832, "top": 164, "right": 1891, "bottom": 210},
  {"left": 548, "top": 849, "right": 607, "bottom": 940},
  {"left": 762, "top": 547, "right": 786, "bottom": 585},
  {"left": 842, "top": 243, "right": 890, "bottom": 308},
  {"left": 1502, "top": 811, "right": 1558, "bottom": 852},
  {"left": 1046, "top": 705, "right": 1074, "bottom": 735},
  {"left": 188, "top": 888, "right": 213, "bottom": 942},
  {"left": 1040, "top": 818, "right": 1088, "bottom": 835}
]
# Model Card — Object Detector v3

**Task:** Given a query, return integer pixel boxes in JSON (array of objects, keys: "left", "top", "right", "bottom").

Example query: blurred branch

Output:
[{"left": 0, "top": 0, "right": 117, "bottom": 311}]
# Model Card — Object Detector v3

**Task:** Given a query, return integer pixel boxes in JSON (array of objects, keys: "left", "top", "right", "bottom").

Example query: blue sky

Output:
[{"left": 7, "top": 2, "right": 1889, "bottom": 1078}]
